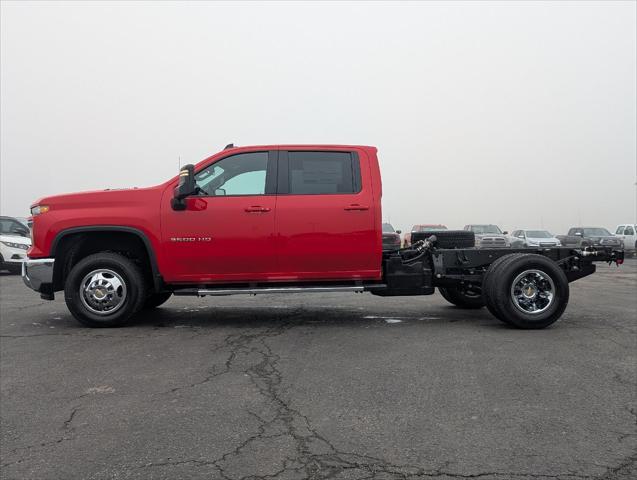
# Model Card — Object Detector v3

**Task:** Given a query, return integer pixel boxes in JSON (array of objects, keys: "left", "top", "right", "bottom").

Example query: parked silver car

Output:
[{"left": 509, "top": 230, "right": 561, "bottom": 248}]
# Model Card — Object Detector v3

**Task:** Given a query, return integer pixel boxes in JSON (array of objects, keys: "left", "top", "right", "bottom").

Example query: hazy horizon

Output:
[{"left": 1, "top": 1, "right": 636, "bottom": 235}]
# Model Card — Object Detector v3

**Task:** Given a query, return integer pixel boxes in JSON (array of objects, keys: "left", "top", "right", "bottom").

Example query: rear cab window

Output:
[{"left": 278, "top": 151, "right": 361, "bottom": 195}]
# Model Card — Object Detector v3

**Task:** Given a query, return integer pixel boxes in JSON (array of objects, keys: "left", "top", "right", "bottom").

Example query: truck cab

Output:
[{"left": 23, "top": 145, "right": 384, "bottom": 325}]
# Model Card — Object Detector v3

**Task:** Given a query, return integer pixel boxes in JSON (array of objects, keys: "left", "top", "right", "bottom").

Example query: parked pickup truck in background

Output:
[
  {"left": 614, "top": 224, "right": 636, "bottom": 254},
  {"left": 22, "top": 144, "right": 623, "bottom": 330},
  {"left": 556, "top": 227, "right": 623, "bottom": 249},
  {"left": 464, "top": 224, "right": 510, "bottom": 248},
  {"left": 382, "top": 223, "right": 402, "bottom": 250},
  {"left": 403, "top": 224, "right": 447, "bottom": 247}
]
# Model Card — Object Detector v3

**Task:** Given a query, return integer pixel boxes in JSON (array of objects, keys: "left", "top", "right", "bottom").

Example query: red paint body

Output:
[{"left": 29, "top": 145, "right": 383, "bottom": 285}]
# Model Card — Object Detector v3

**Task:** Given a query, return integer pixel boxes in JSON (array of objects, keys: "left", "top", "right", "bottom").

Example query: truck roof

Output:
[{"left": 221, "top": 144, "right": 378, "bottom": 152}]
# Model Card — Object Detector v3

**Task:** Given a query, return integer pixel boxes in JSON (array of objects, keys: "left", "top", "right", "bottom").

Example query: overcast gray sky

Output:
[{"left": 1, "top": 1, "right": 635, "bottom": 234}]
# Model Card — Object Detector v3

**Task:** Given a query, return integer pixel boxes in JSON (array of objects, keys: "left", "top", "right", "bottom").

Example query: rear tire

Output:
[
  {"left": 482, "top": 253, "right": 526, "bottom": 323},
  {"left": 64, "top": 252, "right": 147, "bottom": 328},
  {"left": 143, "top": 292, "right": 172, "bottom": 309},
  {"left": 439, "top": 286, "right": 485, "bottom": 309},
  {"left": 483, "top": 254, "right": 569, "bottom": 329}
]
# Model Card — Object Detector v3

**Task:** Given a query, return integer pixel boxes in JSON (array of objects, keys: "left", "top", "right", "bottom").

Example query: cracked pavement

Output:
[{"left": 1, "top": 260, "right": 635, "bottom": 479}]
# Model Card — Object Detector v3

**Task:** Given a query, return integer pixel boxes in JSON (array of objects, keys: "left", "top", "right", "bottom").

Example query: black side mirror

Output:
[
  {"left": 396, "top": 230, "right": 402, "bottom": 235},
  {"left": 171, "top": 164, "right": 196, "bottom": 211},
  {"left": 503, "top": 231, "right": 508, "bottom": 235}
]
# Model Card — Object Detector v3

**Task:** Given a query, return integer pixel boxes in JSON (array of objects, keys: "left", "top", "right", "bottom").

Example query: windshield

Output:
[
  {"left": 382, "top": 223, "right": 395, "bottom": 233},
  {"left": 526, "top": 230, "right": 552, "bottom": 238},
  {"left": 470, "top": 225, "right": 502, "bottom": 234},
  {"left": 583, "top": 228, "right": 612, "bottom": 236}
]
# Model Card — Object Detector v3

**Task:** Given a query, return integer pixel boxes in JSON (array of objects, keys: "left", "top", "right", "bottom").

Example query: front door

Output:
[
  {"left": 274, "top": 149, "right": 380, "bottom": 281},
  {"left": 161, "top": 150, "right": 278, "bottom": 283}
]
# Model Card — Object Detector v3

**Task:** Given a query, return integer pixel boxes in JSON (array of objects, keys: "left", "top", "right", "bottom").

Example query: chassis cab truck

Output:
[{"left": 23, "top": 145, "right": 623, "bottom": 329}]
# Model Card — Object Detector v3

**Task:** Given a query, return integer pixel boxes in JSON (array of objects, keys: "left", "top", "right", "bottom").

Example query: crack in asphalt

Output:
[
  {"left": 1, "top": 404, "right": 82, "bottom": 469},
  {"left": 139, "top": 308, "right": 608, "bottom": 480}
]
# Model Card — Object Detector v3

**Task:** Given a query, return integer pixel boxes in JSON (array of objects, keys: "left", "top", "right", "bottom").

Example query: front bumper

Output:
[{"left": 22, "top": 258, "right": 55, "bottom": 298}]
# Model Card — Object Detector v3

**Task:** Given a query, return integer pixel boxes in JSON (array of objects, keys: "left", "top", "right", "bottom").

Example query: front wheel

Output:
[
  {"left": 483, "top": 254, "right": 569, "bottom": 329},
  {"left": 64, "top": 252, "right": 147, "bottom": 327},
  {"left": 438, "top": 286, "right": 485, "bottom": 309}
]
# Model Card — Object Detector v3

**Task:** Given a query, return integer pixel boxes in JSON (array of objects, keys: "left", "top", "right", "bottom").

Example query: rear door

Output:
[{"left": 274, "top": 149, "right": 380, "bottom": 281}]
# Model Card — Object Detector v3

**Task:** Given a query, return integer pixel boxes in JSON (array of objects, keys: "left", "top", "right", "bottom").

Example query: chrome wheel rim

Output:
[
  {"left": 510, "top": 269, "right": 555, "bottom": 315},
  {"left": 80, "top": 269, "right": 127, "bottom": 315}
]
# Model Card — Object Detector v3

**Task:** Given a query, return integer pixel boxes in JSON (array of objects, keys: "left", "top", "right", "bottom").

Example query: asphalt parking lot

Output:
[{"left": 1, "top": 260, "right": 635, "bottom": 480}]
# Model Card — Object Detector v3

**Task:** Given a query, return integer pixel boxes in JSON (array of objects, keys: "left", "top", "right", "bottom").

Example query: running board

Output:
[{"left": 173, "top": 285, "right": 381, "bottom": 297}]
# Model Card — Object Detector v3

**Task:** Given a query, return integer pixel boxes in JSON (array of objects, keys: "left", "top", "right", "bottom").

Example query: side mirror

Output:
[
  {"left": 503, "top": 231, "right": 508, "bottom": 235},
  {"left": 171, "top": 164, "right": 196, "bottom": 211},
  {"left": 396, "top": 230, "right": 402, "bottom": 235}
]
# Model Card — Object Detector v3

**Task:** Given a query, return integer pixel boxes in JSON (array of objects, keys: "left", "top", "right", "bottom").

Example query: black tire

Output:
[
  {"left": 439, "top": 286, "right": 485, "bottom": 309},
  {"left": 64, "top": 252, "right": 147, "bottom": 328},
  {"left": 482, "top": 253, "right": 526, "bottom": 323},
  {"left": 483, "top": 254, "right": 569, "bottom": 329},
  {"left": 143, "top": 292, "right": 172, "bottom": 309},
  {"left": 411, "top": 230, "right": 475, "bottom": 249}
]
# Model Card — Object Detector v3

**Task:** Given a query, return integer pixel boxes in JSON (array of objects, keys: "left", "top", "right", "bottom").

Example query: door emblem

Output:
[{"left": 170, "top": 237, "right": 212, "bottom": 242}]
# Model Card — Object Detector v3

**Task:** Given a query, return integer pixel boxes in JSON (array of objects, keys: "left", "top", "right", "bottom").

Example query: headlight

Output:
[
  {"left": 1, "top": 241, "right": 29, "bottom": 250},
  {"left": 30, "top": 205, "right": 50, "bottom": 215},
  {"left": 527, "top": 241, "right": 539, "bottom": 246}
]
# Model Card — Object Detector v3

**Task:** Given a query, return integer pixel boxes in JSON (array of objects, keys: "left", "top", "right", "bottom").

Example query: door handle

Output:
[
  {"left": 344, "top": 204, "right": 369, "bottom": 211},
  {"left": 244, "top": 206, "right": 271, "bottom": 213}
]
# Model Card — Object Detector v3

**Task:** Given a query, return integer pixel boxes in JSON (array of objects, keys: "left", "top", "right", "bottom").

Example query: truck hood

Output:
[{"left": 32, "top": 186, "right": 161, "bottom": 211}]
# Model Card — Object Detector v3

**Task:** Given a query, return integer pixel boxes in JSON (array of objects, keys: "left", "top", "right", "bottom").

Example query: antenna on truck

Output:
[{"left": 224, "top": 143, "right": 235, "bottom": 150}]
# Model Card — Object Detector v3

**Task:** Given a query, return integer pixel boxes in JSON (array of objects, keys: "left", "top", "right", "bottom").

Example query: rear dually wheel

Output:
[{"left": 482, "top": 254, "right": 569, "bottom": 329}]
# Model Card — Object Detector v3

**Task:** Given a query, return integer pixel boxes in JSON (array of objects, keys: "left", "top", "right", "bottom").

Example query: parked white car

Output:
[
  {"left": 0, "top": 216, "right": 32, "bottom": 274},
  {"left": 615, "top": 224, "right": 636, "bottom": 254}
]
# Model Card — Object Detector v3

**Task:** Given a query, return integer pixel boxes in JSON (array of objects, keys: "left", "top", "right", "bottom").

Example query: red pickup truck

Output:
[{"left": 23, "top": 144, "right": 623, "bottom": 329}]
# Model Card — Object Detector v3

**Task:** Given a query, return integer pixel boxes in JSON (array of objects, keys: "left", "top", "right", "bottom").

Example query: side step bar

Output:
[{"left": 174, "top": 285, "right": 384, "bottom": 297}]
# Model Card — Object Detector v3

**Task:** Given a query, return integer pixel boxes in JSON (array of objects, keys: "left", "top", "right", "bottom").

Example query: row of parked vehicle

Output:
[{"left": 383, "top": 222, "right": 637, "bottom": 253}]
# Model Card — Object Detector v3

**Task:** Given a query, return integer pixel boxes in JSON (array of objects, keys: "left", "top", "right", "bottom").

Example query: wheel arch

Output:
[{"left": 50, "top": 226, "right": 163, "bottom": 293}]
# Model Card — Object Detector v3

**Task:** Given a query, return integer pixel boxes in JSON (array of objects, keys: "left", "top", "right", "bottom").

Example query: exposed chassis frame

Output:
[{"left": 430, "top": 246, "right": 623, "bottom": 287}]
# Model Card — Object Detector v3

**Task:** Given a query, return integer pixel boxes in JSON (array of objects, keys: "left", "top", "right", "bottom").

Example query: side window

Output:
[
  {"left": 625, "top": 226, "right": 635, "bottom": 236},
  {"left": 615, "top": 226, "right": 625, "bottom": 234},
  {"left": 287, "top": 151, "right": 360, "bottom": 195},
  {"left": 195, "top": 152, "right": 268, "bottom": 196}
]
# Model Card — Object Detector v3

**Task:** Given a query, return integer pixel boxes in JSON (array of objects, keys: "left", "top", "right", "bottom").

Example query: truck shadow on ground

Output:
[{"left": 125, "top": 303, "right": 513, "bottom": 331}]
